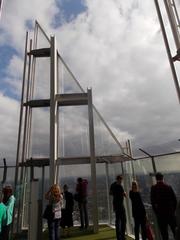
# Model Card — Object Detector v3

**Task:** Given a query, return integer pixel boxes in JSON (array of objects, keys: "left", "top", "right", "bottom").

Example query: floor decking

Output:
[{"left": 13, "top": 225, "right": 133, "bottom": 239}]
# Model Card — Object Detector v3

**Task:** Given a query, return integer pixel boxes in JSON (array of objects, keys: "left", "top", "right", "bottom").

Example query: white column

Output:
[
  {"left": 28, "top": 180, "right": 39, "bottom": 240},
  {"left": 50, "top": 36, "right": 58, "bottom": 186},
  {"left": 0, "top": 0, "right": 3, "bottom": 19},
  {"left": 88, "top": 88, "right": 98, "bottom": 233},
  {"left": 105, "top": 162, "right": 111, "bottom": 225},
  {"left": 164, "top": 0, "right": 180, "bottom": 51}
]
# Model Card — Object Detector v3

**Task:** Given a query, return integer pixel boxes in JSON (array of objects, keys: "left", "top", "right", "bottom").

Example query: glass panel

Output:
[
  {"left": 21, "top": 167, "right": 30, "bottom": 229},
  {"left": 35, "top": 23, "right": 50, "bottom": 49},
  {"left": 93, "top": 109, "right": 123, "bottom": 156},
  {"left": 57, "top": 55, "right": 83, "bottom": 94},
  {"left": 33, "top": 57, "right": 50, "bottom": 99},
  {"left": 30, "top": 108, "right": 50, "bottom": 158},
  {"left": 59, "top": 106, "right": 89, "bottom": 158},
  {"left": 155, "top": 153, "right": 180, "bottom": 198},
  {"left": 96, "top": 163, "right": 109, "bottom": 224}
]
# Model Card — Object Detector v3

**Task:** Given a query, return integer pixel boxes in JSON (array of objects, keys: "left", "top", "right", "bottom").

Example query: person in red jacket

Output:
[{"left": 150, "top": 172, "right": 177, "bottom": 240}]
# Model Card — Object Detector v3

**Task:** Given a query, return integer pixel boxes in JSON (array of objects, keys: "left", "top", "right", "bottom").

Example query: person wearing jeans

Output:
[
  {"left": 110, "top": 175, "right": 127, "bottom": 240},
  {"left": 45, "top": 184, "right": 63, "bottom": 240},
  {"left": 48, "top": 219, "right": 60, "bottom": 240}
]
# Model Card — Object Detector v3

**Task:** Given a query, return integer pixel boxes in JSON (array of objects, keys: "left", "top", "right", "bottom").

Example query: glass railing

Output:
[{"left": 1, "top": 151, "right": 180, "bottom": 239}]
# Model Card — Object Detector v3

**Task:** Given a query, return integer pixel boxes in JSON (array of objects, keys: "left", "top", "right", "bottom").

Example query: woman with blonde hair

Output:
[
  {"left": 45, "top": 184, "right": 63, "bottom": 240},
  {"left": 129, "top": 181, "right": 147, "bottom": 240}
]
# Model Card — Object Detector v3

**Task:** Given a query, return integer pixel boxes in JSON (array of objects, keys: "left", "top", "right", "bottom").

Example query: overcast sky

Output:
[{"left": 0, "top": 0, "right": 180, "bottom": 163}]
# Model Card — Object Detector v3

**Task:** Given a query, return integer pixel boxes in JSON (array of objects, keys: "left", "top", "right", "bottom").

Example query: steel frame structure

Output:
[
  {"left": 13, "top": 21, "right": 130, "bottom": 237},
  {"left": 154, "top": 0, "right": 180, "bottom": 102}
]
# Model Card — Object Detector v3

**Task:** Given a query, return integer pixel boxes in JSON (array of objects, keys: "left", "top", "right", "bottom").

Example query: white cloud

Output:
[
  {"left": 0, "top": 0, "right": 58, "bottom": 50},
  {"left": 54, "top": 0, "right": 180, "bottom": 150},
  {"left": 0, "top": 92, "right": 19, "bottom": 161},
  {"left": 3, "top": 55, "right": 24, "bottom": 96}
]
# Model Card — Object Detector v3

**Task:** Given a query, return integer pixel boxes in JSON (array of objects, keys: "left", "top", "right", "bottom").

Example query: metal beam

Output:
[
  {"left": 24, "top": 93, "right": 88, "bottom": 108},
  {"left": 50, "top": 36, "right": 58, "bottom": 185},
  {"left": 88, "top": 88, "right": 98, "bottom": 233},
  {"left": 154, "top": 0, "right": 180, "bottom": 103},
  {"left": 19, "top": 154, "right": 132, "bottom": 167}
]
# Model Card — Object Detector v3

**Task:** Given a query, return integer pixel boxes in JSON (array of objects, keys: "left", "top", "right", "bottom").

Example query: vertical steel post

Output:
[
  {"left": 0, "top": 0, "right": 3, "bottom": 19},
  {"left": 14, "top": 32, "right": 29, "bottom": 234},
  {"left": 105, "top": 162, "right": 111, "bottom": 225},
  {"left": 28, "top": 179, "right": 39, "bottom": 240},
  {"left": 50, "top": 36, "right": 58, "bottom": 186},
  {"left": 127, "top": 140, "right": 135, "bottom": 179},
  {"left": 154, "top": 0, "right": 180, "bottom": 103},
  {"left": 87, "top": 88, "right": 98, "bottom": 233},
  {"left": 14, "top": 32, "right": 28, "bottom": 188},
  {"left": 163, "top": 0, "right": 180, "bottom": 50}
]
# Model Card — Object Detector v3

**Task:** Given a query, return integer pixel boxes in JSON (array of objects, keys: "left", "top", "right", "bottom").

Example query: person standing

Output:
[
  {"left": 75, "top": 177, "right": 89, "bottom": 229},
  {"left": 1, "top": 184, "right": 15, "bottom": 240},
  {"left": 110, "top": 175, "right": 126, "bottom": 240},
  {"left": 0, "top": 197, "right": 7, "bottom": 240},
  {"left": 151, "top": 172, "right": 177, "bottom": 240},
  {"left": 45, "top": 184, "right": 63, "bottom": 240},
  {"left": 61, "top": 184, "right": 74, "bottom": 237},
  {"left": 129, "top": 181, "right": 147, "bottom": 240}
]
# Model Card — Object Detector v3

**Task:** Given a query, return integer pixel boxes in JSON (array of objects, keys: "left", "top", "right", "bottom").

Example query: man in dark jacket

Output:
[
  {"left": 75, "top": 178, "right": 89, "bottom": 229},
  {"left": 61, "top": 184, "right": 74, "bottom": 237},
  {"left": 110, "top": 175, "right": 126, "bottom": 240},
  {"left": 151, "top": 172, "right": 177, "bottom": 240}
]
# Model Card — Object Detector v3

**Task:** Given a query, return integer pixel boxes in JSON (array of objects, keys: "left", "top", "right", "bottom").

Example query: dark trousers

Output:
[
  {"left": 78, "top": 200, "right": 89, "bottom": 228},
  {"left": 48, "top": 219, "right": 60, "bottom": 240},
  {"left": 134, "top": 217, "right": 147, "bottom": 240},
  {"left": 157, "top": 215, "right": 176, "bottom": 240},
  {"left": 115, "top": 207, "right": 126, "bottom": 240},
  {"left": 1, "top": 224, "right": 11, "bottom": 240}
]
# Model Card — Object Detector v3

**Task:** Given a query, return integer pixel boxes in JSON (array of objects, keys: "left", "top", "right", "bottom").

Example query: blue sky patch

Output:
[
  {"left": 25, "top": 19, "right": 34, "bottom": 30},
  {"left": 53, "top": 0, "right": 87, "bottom": 27},
  {"left": 0, "top": 45, "right": 17, "bottom": 78},
  {"left": 0, "top": 45, "right": 19, "bottom": 99}
]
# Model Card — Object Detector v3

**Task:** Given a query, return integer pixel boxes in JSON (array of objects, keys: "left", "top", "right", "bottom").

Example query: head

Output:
[
  {"left": 3, "top": 184, "right": 13, "bottom": 198},
  {"left": 116, "top": 175, "right": 123, "bottom": 184},
  {"left": 77, "top": 177, "right": 83, "bottom": 183},
  {"left": 131, "top": 180, "right": 139, "bottom": 192},
  {"left": 50, "top": 184, "right": 61, "bottom": 196},
  {"left": 63, "top": 184, "right": 68, "bottom": 192},
  {"left": 155, "top": 172, "right": 164, "bottom": 182}
]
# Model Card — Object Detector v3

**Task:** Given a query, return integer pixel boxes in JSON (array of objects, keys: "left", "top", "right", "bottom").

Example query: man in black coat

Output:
[
  {"left": 151, "top": 172, "right": 177, "bottom": 240},
  {"left": 61, "top": 184, "right": 74, "bottom": 237},
  {"left": 110, "top": 175, "right": 126, "bottom": 240}
]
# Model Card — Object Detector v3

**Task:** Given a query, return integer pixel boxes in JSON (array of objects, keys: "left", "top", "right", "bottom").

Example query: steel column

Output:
[
  {"left": 50, "top": 36, "right": 58, "bottom": 186},
  {"left": 87, "top": 88, "right": 98, "bottom": 233},
  {"left": 154, "top": 0, "right": 180, "bottom": 103}
]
